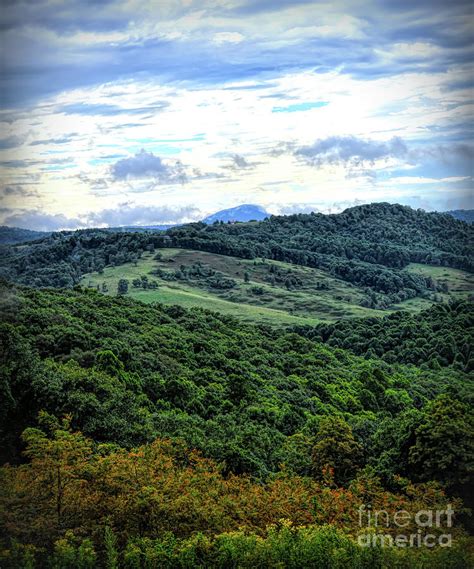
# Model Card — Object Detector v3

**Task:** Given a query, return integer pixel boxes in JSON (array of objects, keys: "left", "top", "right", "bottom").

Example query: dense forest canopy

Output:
[
  {"left": 0, "top": 203, "right": 473, "bottom": 567},
  {"left": 294, "top": 300, "right": 473, "bottom": 370},
  {"left": 167, "top": 203, "right": 473, "bottom": 267},
  {"left": 1, "top": 281, "right": 472, "bottom": 483},
  {"left": 1, "top": 281, "right": 473, "bottom": 566}
]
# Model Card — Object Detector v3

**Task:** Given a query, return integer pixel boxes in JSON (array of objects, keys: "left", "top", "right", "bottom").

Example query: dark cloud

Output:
[
  {"left": 222, "top": 82, "right": 279, "bottom": 91},
  {"left": 111, "top": 149, "right": 187, "bottom": 183},
  {"left": 234, "top": 154, "right": 251, "bottom": 169},
  {"left": 107, "top": 122, "right": 146, "bottom": 130},
  {"left": 226, "top": 154, "right": 262, "bottom": 170},
  {"left": 0, "top": 185, "right": 38, "bottom": 199},
  {"left": 293, "top": 136, "right": 473, "bottom": 178},
  {"left": 382, "top": 1, "right": 472, "bottom": 49},
  {"left": 76, "top": 173, "right": 109, "bottom": 191},
  {"left": 230, "top": 154, "right": 252, "bottom": 169},
  {"left": 0, "top": 159, "right": 42, "bottom": 168},
  {"left": 0, "top": 156, "right": 74, "bottom": 169},
  {"left": 0, "top": 0, "right": 472, "bottom": 109},
  {"left": 417, "top": 143, "right": 474, "bottom": 163},
  {"left": 30, "top": 135, "right": 77, "bottom": 146},
  {"left": 191, "top": 168, "right": 226, "bottom": 180},
  {"left": 0, "top": 135, "right": 25, "bottom": 149},
  {"left": 295, "top": 136, "right": 408, "bottom": 167},
  {"left": 99, "top": 154, "right": 126, "bottom": 160},
  {"left": 0, "top": 34, "right": 468, "bottom": 111},
  {"left": 230, "top": 0, "right": 315, "bottom": 15},
  {"left": 406, "top": 142, "right": 474, "bottom": 178},
  {"left": 39, "top": 157, "right": 75, "bottom": 172},
  {"left": 383, "top": 0, "right": 470, "bottom": 7},
  {"left": 0, "top": 0, "right": 131, "bottom": 33},
  {"left": 442, "top": 76, "right": 474, "bottom": 92}
]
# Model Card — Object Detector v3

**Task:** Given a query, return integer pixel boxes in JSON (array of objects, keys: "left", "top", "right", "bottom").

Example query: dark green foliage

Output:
[
  {"left": 1, "top": 205, "right": 472, "bottom": 304},
  {"left": 297, "top": 300, "right": 473, "bottom": 369},
  {"left": 117, "top": 279, "right": 129, "bottom": 295},
  {"left": 4, "top": 524, "right": 472, "bottom": 569},
  {"left": 104, "top": 526, "right": 119, "bottom": 569},
  {"left": 163, "top": 203, "right": 473, "bottom": 299},
  {"left": 0, "top": 230, "right": 155, "bottom": 288},
  {"left": 49, "top": 532, "right": 97, "bottom": 569},
  {"left": 408, "top": 395, "right": 474, "bottom": 495},
  {"left": 1, "top": 281, "right": 471, "bottom": 483},
  {"left": 0, "top": 226, "right": 49, "bottom": 245}
]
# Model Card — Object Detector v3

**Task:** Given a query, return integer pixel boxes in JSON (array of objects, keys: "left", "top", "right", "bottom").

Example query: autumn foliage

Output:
[{"left": 1, "top": 416, "right": 471, "bottom": 568}]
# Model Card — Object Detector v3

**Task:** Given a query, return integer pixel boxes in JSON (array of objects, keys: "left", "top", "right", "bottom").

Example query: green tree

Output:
[
  {"left": 104, "top": 526, "right": 119, "bottom": 569},
  {"left": 117, "top": 279, "right": 129, "bottom": 295},
  {"left": 409, "top": 395, "right": 474, "bottom": 494},
  {"left": 95, "top": 350, "right": 124, "bottom": 377},
  {"left": 311, "top": 416, "right": 363, "bottom": 485}
]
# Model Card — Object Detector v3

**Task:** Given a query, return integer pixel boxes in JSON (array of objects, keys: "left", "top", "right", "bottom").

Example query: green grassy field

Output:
[
  {"left": 406, "top": 263, "right": 474, "bottom": 298},
  {"left": 132, "top": 285, "right": 325, "bottom": 326},
  {"left": 81, "top": 249, "right": 472, "bottom": 326}
]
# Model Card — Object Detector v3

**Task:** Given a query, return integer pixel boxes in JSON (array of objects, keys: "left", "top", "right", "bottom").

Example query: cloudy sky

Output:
[{"left": 0, "top": 0, "right": 472, "bottom": 230}]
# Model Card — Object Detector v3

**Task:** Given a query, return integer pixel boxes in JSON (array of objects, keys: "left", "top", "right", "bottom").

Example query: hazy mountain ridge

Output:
[
  {"left": 1, "top": 204, "right": 470, "bottom": 245},
  {"left": 0, "top": 226, "right": 51, "bottom": 245},
  {"left": 0, "top": 204, "right": 269, "bottom": 244},
  {"left": 202, "top": 204, "right": 270, "bottom": 224},
  {"left": 446, "top": 209, "right": 474, "bottom": 224}
]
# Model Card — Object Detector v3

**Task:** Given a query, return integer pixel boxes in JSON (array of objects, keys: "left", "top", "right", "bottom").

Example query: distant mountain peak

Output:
[
  {"left": 445, "top": 209, "right": 473, "bottom": 224},
  {"left": 202, "top": 204, "right": 269, "bottom": 224}
]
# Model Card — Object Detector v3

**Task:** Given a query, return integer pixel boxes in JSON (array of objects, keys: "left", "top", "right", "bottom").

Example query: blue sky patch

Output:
[{"left": 272, "top": 101, "right": 329, "bottom": 113}]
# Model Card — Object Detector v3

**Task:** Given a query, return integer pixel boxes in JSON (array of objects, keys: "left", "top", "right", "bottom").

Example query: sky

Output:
[{"left": 0, "top": 0, "right": 473, "bottom": 231}]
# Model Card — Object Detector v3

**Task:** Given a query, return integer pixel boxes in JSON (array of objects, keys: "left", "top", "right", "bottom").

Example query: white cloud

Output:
[
  {"left": 0, "top": 1, "right": 471, "bottom": 225},
  {"left": 213, "top": 32, "right": 245, "bottom": 44}
]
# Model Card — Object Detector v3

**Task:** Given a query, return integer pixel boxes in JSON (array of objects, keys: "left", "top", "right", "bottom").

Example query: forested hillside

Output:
[
  {"left": 0, "top": 203, "right": 473, "bottom": 567},
  {"left": 0, "top": 226, "right": 50, "bottom": 245},
  {"left": 447, "top": 209, "right": 474, "bottom": 224},
  {"left": 295, "top": 300, "right": 473, "bottom": 369},
  {"left": 169, "top": 203, "right": 472, "bottom": 268},
  {"left": 1, "top": 203, "right": 472, "bottom": 309},
  {"left": 4, "top": 281, "right": 472, "bottom": 474},
  {"left": 1, "top": 281, "right": 473, "bottom": 566}
]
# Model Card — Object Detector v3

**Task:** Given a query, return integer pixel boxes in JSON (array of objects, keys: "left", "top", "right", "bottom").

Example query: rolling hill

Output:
[
  {"left": 81, "top": 247, "right": 473, "bottom": 326},
  {"left": 0, "top": 226, "right": 50, "bottom": 244},
  {"left": 1, "top": 203, "right": 472, "bottom": 325},
  {"left": 1, "top": 202, "right": 473, "bottom": 566}
]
